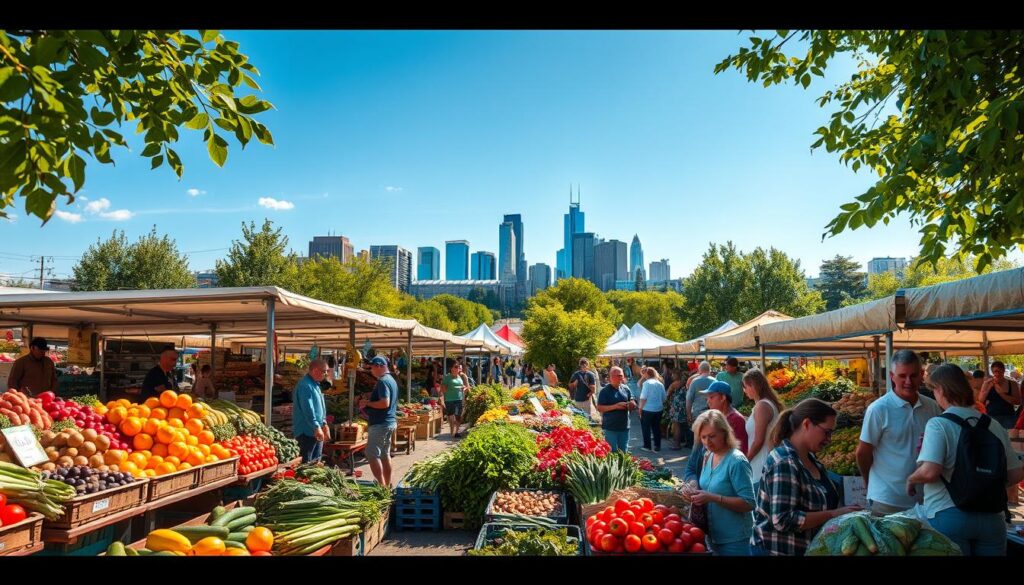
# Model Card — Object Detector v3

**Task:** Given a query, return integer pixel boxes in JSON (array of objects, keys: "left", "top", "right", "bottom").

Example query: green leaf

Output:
[
  {"left": 65, "top": 153, "right": 86, "bottom": 191},
  {"left": 141, "top": 143, "right": 161, "bottom": 157},
  {"left": 185, "top": 112, "right": 209, "bottom": 130},
  {"left": 201, "top": 30, "right": 220, "bottom": 44},
  {"left": 90, "top": 107, "right": 116, "bottom": 126},
  {"left": 25, "top": 189, "right": 57, "bottom": 221},
  {"left": 214, "top": 117, "right": 236, "bottom": 131},
  {"left": 207, "top": 133, "right": 228, "bottom": 166},
  {"left": 166, "top": 148, "right": 183, "bottom": 178},
  {"left": 840, "top": 202, "right": 860, "bottom": 212},
  {"left": 0, "top": 72, "right": 30, "bottom": 101},
  {"left": 151, "top": 155, "right": 163, "bottom": 169}
]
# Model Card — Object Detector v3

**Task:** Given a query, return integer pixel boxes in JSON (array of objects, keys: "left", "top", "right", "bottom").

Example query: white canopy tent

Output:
[
  {"left": 602, "top": 323, "right": 680, "bottom": 357},
  {"left": 462, "top": 323, "right": 524, "bottom": 356},
  {"left": 607, "top": 325, "right": 631, "bottom": 346}
]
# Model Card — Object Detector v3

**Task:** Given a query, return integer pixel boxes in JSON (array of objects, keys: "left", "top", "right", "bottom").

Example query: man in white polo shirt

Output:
[{"left": 856, "top": 349, "right": 942, "bottom": 515}]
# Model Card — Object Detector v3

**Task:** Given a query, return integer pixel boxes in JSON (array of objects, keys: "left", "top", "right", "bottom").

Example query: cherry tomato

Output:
[
  {"left": 668, "top": 538, "right": 687, "bottom": 553},
  {"left": 651, "top": 510, "right": 665, "bottom": 524},
  {"left": 653, "top": 504, "right": 670, "bottom": 515},
  {"left": 586, "top": 515, "right": 597, "bottom": 529},
  {"left": 664, "top": 513, "right": 681, "bottom": 524},
  {"left": 678, "top": 531, "right": 693, "bottom": 549},
  {"left": 639, "top": 498, "right": 654, "bottom": 513},
  {"left": 624, "top": 534, "right": 642, "bottom": 553},
  {"left": 589, "top": 529, "right": 606, "bottom": 548},
  {"left": 641, "top": 533, "right": 661, "bottom": 553}
]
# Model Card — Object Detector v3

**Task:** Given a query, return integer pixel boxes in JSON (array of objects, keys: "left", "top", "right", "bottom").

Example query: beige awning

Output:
[
  {"left": 703, "top": 310, "right": 794, "bottom": 352},
  {"left": 904, "top": 267, "right": 1024, "bottom": 332}
]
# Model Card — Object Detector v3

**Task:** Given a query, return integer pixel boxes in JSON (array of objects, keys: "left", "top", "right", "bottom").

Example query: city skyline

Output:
[{"left": 3, "top": 30, "right": 1011, "bottom": 285}]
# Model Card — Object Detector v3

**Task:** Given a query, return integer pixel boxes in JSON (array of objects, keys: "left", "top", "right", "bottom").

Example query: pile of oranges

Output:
[{"left": 97, "top": 391, "right": 234, "bottom": 478}]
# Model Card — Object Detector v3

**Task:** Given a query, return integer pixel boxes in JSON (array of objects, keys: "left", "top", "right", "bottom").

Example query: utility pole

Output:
[{"left": 31, "top": 256, "right": 53, "bottom": 289}]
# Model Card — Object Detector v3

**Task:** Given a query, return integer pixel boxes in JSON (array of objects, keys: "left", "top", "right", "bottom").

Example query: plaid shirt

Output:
[{"left": 752, "top": 440, "right": 839, "bottom": 556}]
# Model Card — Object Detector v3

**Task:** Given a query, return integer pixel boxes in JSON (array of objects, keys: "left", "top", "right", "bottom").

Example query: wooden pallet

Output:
[
  {"left": 443, "top": 512, "right": 466, "bottom": 530},
  {"left": 0, "top": 513, "right": 44, "bottom": 556},
  {"left": 45, "top": 479, "right": 149, "bottom": 530}
]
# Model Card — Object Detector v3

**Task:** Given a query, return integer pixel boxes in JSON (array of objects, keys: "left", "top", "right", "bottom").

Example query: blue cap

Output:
[
  {"left": 700, "top": 381, "right": 733, "bottom": 398},
  {"left": 369, "top": 356, "right": 389, "bottom": 367}
]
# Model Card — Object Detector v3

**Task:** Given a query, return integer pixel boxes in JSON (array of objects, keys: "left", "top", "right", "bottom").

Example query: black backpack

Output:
[{"left": 940, "top": 413, "right": 1008, "bottom": 513}]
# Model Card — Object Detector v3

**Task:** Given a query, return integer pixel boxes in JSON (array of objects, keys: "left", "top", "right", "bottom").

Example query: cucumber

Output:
[
  {"left": 173, "top": 525, "right": 230, "bottom": 543},
  {"left": 210, "top": 506, "right": 257, "bottom": 527},
  {"left": 224, "top": 540, "right": 248, "bottom": 550},
  {"left": 209, "top": 505, "right": 227, "bottom": 523},
  {"left": 125, "top": 547, "right": 139, "bottom": 557},
  {"left": 238, "top": 525, "right": 255, "bottom": 534},
  {"left": 226, "top": 513, "right": 257, "bottom": 531},
  {"left": 227, "top": 531, "right": 250, "bottom": 543}
]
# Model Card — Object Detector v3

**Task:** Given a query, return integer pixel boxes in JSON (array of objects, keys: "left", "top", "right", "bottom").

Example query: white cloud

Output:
[
  {"left": 5, "top": 213, "right": 16, "bottom": 223},
  {"left": 385, "top": 186, "right": 403, "bottom": 192},
  {"left": 54, "top": 210, "right": 83, "bottom": 223},
  {"left": 258, "top": 197, "right": 295, "bottom": 211},
  {"left": 99, "top": 209, "right": 135, "bottom": 221},
  {"left": 187, "top": 188, "right": 206, "bottom": 197},
  {"left": 85, "top": 198, "right": 111, "bottom": 213}
]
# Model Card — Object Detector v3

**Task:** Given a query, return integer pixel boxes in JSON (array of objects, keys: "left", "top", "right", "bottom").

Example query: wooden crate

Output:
[
  {"left": 146, "top": 466, "right": 200, "bottom": 502},
  {"left": 432, "top": 414, "right": 443, "bottom": 435},
  {"left": 0, "top": 513, "right": 44, "bottom": 556},
  {"left": 45, "top": 479, "right": 149, "bottom": 530},
  {"left": 415, "top": 419, "right": 433, "bottom": 440},
  {"left": 443, "top": 512, "right": 466, "bottom": 530},
  {"left": 362, "top": 508, "right": 390, "bottom": 554},
  {"left": 338, "top": 424, "right": 365, "bottom": 442},
  {"left": 197, "top": 456, "right": 240, "bottom": 487},
  {"left": 310, "top": 533, "right": 362, "bottom": 556}
]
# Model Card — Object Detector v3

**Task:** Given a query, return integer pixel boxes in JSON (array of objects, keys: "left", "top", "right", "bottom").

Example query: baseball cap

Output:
[
  {"left": 30, "top": 337, "right": 49, "bottom": 350},
  {"left": 725, "top": 357, "right": 739, "bottom": 367},
  {"left": 700, "top": 381, "right": 733, "bottom": 397},
  {"left": 369, "top": 356, "right": 389, "bottom": 367}
]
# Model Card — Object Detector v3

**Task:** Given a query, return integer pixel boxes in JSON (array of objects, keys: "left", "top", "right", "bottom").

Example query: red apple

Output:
[{"left": 641, "top": 534, "right": 661, "bottom": 553}]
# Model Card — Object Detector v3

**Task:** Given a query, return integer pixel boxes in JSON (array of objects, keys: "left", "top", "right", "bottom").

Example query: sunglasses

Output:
[{"left": 815, "top": 423, "right": 835, "bottom": 439}]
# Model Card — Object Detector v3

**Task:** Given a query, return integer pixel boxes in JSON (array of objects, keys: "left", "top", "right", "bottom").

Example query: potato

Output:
[
  {"left": 67, "top": 432, "right": 85, "bottom": 448},
  {"left": 88, "top": 454, "right": 105, "bottom": 468},
  {"left": 79, "top": 442, "right": 97, "bottom": 457},
  {"left": 73, "top": 455, "right": 89, "bottom": 466},
  {"left": 95, "top": 434, "right": 111, "bottom": 452},
  {"left": 56, "top": 456, "right": 74, "bottom": 467},
  {"left": 51, "top": 433, "right": 68, "bottom": 448},
  {"left": 41, "top": 462, "right": 57, "bottom": 471},
  {"left": 97, "top": 465, "right": 110, "bottom": 472},
  {"left": 82, "top": 428, "right": 99, "bottom": 443},
  {"left": 40, "top": 430, "right": 56, "bottom": 446},
  {"left": 47, "top": 449, "right": 60, "bottom": 462},
  {"left": 63, "top": 447, "right": 79, "bottom": 458},
  {"left": 109, "top": 464, "right": 120, "bottom": 472}
]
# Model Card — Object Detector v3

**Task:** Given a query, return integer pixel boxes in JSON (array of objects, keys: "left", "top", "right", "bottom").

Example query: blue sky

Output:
[{"left": 0, "top": 30, "right": 982, "bottom": 283}]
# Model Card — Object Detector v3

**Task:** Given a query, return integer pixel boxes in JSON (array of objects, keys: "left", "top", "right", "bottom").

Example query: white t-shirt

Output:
[
  {"left": 916, "top": 406, "right": 1023, "bottom": 519},
  {"left": 860, "top": 390, "right": 943, "bottom": 509}
]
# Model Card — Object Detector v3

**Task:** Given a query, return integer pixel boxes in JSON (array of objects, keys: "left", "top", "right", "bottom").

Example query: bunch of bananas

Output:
[{"left": 200, "top": 399, "right": 263, "bottom": 426}]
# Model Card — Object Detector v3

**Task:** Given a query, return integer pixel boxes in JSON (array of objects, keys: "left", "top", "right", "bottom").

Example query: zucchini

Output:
[
  {"left": 226, "top": 513, "right": 258, "bottom": 531},
  {"left": 227, "top": 531, "right": 250, "bottom": 543},
  {"left": 210, "top": 506, "right": 257, "bottom": 527},
  {"left": 224, "top": 540, "right": 248, "bottom": 550},
  {"left": 173, "top": 524, "right": 231, "bottom": 543},
  {"left": 209, "top": 505, "right": 227, "bottom": 523}
]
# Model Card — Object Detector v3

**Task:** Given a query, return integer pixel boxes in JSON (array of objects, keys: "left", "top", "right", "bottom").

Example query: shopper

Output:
[
  {"left": 686, "top": 361, "right": 715, "bottom": 429},
  {"left": 752, "top": 399, "right": 861, "bottom": 556},
  {"left": 544, "top": 364, "right": 559, "bottom": 386},
  {"left": 689, "top": 410, "right": 756, "bottom": 556},
  {"left": 360, "top": 356, "right": 399, "bottom": 486},
  {"left": 667, "top": 368, "right": 688, "bottom": 450},
  {"left": 742, "top": 369, "right": 783, "bottom": 485},
  {"left": 716, "top": 357, "right": 745, "bottom": 407},
  {"left": 140, "top": 346, "right": 180, "bottom": 402},
  {"left": 979, "top": 360, "right": 1021, "bottom": 429},
  {"left": 701, "top": 381, "right": 749, "bottom": 453},
  {"left": 441, "top": 361, "right": 466, "bottom": 439},
  {"left": 569, "top": 358, "right": 598, "bottom": 416},
  {"left": 192, "top": 364, "right": 216, "bottom": 400},
  {"left": 7, "top": 337, "right": 59, "bottom": 394},
  {"left": 491, "top": 357, "right": 502, "bottom": 385},
  {"left": 293, "top": 358, "right": 330, "bottom": 463},
  {"left": 906, "top": 364, "right": 1024, "bottom": 555},
  {"left": 596, "top": 366, "right": 637, "bottom": 452},
  {"left": 856, "top": 349, "right": 942, "bottom": 515},
  {"left": 639, "top": 367, "right": 667, "bottom": 452}
]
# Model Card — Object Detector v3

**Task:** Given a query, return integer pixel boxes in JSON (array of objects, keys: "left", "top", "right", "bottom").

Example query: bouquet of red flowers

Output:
[{"left": 535, "top": 427, "right": 611, "bottom": 482}]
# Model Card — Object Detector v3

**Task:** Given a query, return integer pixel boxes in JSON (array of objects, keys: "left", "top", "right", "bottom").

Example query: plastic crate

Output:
[
  {"left": 474, "top": 523, "right": 583, "bottom": 555},
  {"left": 484, "top": 489, "right": 568, "bottom": 525},
  {"left": 395, "top": 478, "right": 437, "bottom": 498},
  {"left": 393, "top": 501, "right": 441, "bottom": 532}
]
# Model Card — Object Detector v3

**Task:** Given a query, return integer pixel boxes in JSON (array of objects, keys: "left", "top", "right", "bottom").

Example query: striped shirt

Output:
[{"left": 752, "top": 440, "right": 840, "bottom": 556}]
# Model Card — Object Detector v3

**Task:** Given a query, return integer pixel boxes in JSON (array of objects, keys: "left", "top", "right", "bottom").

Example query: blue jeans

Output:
[
  {"left": 710, "top": 539, "right": 752, "bottom": 556},
  {"left": 604, "top": 429, "right": 630, "bottom": 452},
  {"left": 929, "top": 506, "right": 1006, "bottom": 556},
  {"left": 297, "top": 433, "right": 323, "bottom": 463},
  {"left": 749, "top": 543, "right": 769, "bottom": 556}
]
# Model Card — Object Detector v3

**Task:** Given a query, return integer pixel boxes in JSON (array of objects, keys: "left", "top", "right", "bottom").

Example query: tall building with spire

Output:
[
  {"left": 555, "top": 185, "right": 584, "bottom": 281},
  {"left": 629, "top": 234, "right": 645, "bottom": 280}
]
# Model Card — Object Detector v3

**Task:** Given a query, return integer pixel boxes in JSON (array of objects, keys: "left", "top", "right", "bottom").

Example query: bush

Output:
[{"left": 463, "top": 383, "right": 510, "bottom": 427}]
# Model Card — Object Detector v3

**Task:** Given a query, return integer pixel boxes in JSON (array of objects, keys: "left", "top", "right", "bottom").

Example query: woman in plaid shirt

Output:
[{"left": 752, "top": 399, "right": 862, "bottom": 556}]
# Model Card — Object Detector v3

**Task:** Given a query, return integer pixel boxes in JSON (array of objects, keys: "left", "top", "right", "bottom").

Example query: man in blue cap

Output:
[
  {"left": 700, "top": 380, "right": 749, "bottom": 453},
  {"left": 360, "top": 356, "right": 399, "bottom": 486}
]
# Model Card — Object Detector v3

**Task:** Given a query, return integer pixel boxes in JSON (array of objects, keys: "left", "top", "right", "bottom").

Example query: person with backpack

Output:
[{"left": 907, "top": 363, "right": 1024, "bottom": 555}]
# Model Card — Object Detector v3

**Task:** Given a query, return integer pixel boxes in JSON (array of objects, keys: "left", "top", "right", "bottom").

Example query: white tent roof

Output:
[
  {"left": 704, "top": 310, "right": 794, "bottom": 352},
  {"left": 462, "top": 323, "right": 523, "bottom": 355},
  {"left": 602, "top": 323, "right": 680, "bottom": 357},
  {"left": 666, "top": 320, "right": 741, "bottom": 354},
  {"left": 607, "top": 325, "right": 631, "bottom": 346}
]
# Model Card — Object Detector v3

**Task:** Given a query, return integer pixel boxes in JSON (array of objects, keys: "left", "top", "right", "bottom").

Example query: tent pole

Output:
[
  {"left": 873, "top": 336, "right": 881, "bottom": 395},
  {"left": 348, "top": 322, "right": 356, "bottom": 422},
  {"left": 210, "top": 323, "right": 217, "bottom": 399},
  {"left": 982, "top": 331, "right": 990, "bottom": 375},
  {"left": 759, "top": 344, "right": 767, "bottom": 372},
  {"left": 407, "top": 330, "right": 413, "bottom": 403},
  {"left": 98, "top": 335, "right": 105, "bottom": 402},
  {"left": 884, "top": 332, "right": 894, "bottom": 394},
  {"left": 443, "top": 341, "right": 448, "bottom": 372},
  {"left": 264, "top": 298, "right": 275, "bottom": 426},
  {"left": 476, "top": 350, "right": 482, "bottom": 386}
]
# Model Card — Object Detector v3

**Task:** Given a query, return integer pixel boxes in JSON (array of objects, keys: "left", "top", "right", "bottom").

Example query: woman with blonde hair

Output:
[
  {"left": 688, "top": 409, "right": 756, "bottom": 555},
  {"left": 742, "top": 369, "right": 783, "bottom": 485}
]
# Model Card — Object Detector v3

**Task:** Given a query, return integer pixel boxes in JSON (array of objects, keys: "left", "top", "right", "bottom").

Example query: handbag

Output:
[{"left": 688, "top": 451, "right": 711, "bottom": 532}]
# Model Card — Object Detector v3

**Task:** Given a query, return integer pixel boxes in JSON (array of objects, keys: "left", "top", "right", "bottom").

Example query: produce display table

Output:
[
  {"left": 235, "top": 464, "right": 278, "bottom": 485},
  {"left": 278, "top": 456, "right": 302, "bottom": 471},
  {"left": 0, "top": 513, "right": 44, "bottom": 556},
  {"left": 324, "top": 439, "right": 367, "bottom": 475}
]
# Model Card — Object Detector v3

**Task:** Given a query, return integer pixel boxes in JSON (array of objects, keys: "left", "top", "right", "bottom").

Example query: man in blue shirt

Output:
[
  {"left": 292, "top": 358, "right": 329, "bottom": 463},
  {"left": 360, "top": 356, "right": 399, "bottom": 486},
  {"left": 596, "top": 366, "right": 637, "bottom": 452}
]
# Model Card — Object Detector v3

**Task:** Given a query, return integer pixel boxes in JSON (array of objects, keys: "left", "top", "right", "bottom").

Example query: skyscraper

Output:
[
  {"left": 471, "top": 251, "right": 497, "bottom": 280},
  {"left": 556, "top": 186, "right": 584, "bottom": 282},
  {"left": 649, "top": 259, "right": 670, "bottom": 282},
  {"left": 503, "top": 214, "right": 527, "bottom": 283},
  {"left": 594, "top": 240, "right": 628, "bottom": 292},
  {"left": 369, "top": 245, "right": 413, "bottom": 292},
  {"left": 498, "top": 221, "right": 517, "bottom": 281},
  {"left": 445, "top": 240, "right": 470, "bottom": 280},
  {"left": 571, "top": 232, "right": 597, "bottom": 283},
  {"left": 417, "top": 247, "right": 440, "bottom": 281},
  {"left": 630, "top": 235, "right": 645, "bottom": 280},
  {"left": 529, "top": 263, "right": 551, "bottom": 294},
  {"left": 309, "top": 235, "right": 354, "bottom": 263}
]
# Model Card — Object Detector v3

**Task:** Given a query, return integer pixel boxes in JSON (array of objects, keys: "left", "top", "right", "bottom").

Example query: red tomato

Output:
[
  {"left": 620, "top": 509, "right": 637, "bottom": 524},
  {"left": 600, "top": 533, "right": 619, "bottom": 553},
  {"left": 665, "top": 520, "right": 683, "bottom": 537},
  {"left": 668, "top": 506, "right": 681, "bottom": 516},
  {"left": 650, "top": 524, "right": 661, "bottom": 535},
  {"left": 629, "top": 521, "right": 646, "bottom": 538},
  {"left": 586, "top": 515, "right": 598, "bottom": 529},
  {"left": 691, "top": 542, "right": 706, "bottom": 553},
  {"left": 589, "top": 529, "right": 606, "bottom": 548},
  {"left": 682, "top": 522, "right": 693, "bottom": 532},
  {"left": 689, "top": 527, "right": 705, "bottom": 543},
  {"left": 664, "top": 513, "right": 681, "bottom": 524},
  {"left": 658, "top": 528, "right": 675, "bottom": 546},
  {"left": 678, "top": 531, "right": 693, "bottom": 548},
  {"left": 653, "top": 504, "right": 670, "bottom": 515},
  {"left": 608, "top": 518, "right": 629, "bottom": 538},
  {"left": 0, "top": 504, "right": 27, "bottom": 526},
  {"left": 639, "top": 498, "right": 654, "bottom": 512},
  {"left": 613, "top": 498, "right": 631, "bottom": 514},
  {"left": 593, "top": 521, "right": 607, "bottom": 535},
  {"left": 641, "top": 534, "right": 661, "bottom": 553},
  {"left": 600, "top": 507, "right": 615, "bottom": 522},
  {"left": 651, "top": 510, "right": 665, "bottom": 524},
  {"left": 668, "top": 538, "right": 687, "bottom": 553},
  {"left": 0, "top": 494, "right": 6, "bottom": 508},
  {"left": 639, "top": 513, "right": 654, "bottom": 528},
  {"left": 624, "top": 534, "right": 642, "bottom": 553}
]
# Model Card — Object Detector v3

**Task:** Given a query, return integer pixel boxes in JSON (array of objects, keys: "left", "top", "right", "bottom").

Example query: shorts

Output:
[
  {"left": 366, "top": 424, "right": 396, "bottom": 460},
  {"left": 444, "top": 400, "right": 463, "bottom": 417}
]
